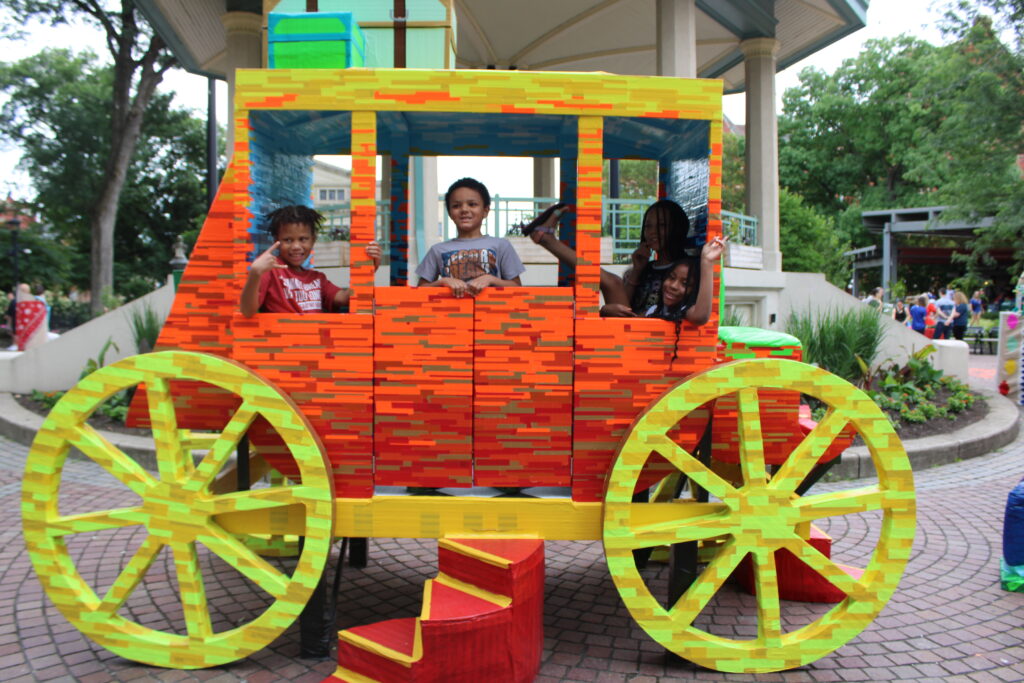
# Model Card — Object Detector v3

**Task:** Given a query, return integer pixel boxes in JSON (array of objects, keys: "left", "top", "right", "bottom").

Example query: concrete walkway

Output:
[{"left": 2, "top": 352, "right": 1022, "bottom": 682}]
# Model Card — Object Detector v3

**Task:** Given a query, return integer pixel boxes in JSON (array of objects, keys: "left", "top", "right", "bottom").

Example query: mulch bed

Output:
[
  {"left": 879, "top": 387, "right": 989, "bottom": 441},
  {"left": 13, "top": 388, "right": 990, "bottom": 443},
  {"left": 13, "top": 393, "right": 151, "bottom": 437}
]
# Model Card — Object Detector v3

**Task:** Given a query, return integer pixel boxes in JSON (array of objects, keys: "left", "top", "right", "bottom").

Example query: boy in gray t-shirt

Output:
[{"left": 416, "top": 178, "right": 525, "bottom": 297}]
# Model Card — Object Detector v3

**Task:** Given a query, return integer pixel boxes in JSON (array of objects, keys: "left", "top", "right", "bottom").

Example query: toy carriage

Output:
[{"left": 21, "top": 67, "right": 915, "bottom": 679}]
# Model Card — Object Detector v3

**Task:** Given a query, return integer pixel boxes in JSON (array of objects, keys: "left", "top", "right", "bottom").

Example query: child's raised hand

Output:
[
  {"left": 630, "top": 241, "right": 652, "bottom": 273},
  {"left": 366, "top": 240, "right": 382, "bottom": 269},
  {"left": 251, "top": 241, "right": 285, "bottom": 275},
  {"left": 701, "top": 235, "right": 728, "bottom": 263}
]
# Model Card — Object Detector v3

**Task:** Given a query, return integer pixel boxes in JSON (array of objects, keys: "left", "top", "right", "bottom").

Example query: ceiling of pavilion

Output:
[{"left": 137, "top": 0, "right": 868, "bottom": 93}]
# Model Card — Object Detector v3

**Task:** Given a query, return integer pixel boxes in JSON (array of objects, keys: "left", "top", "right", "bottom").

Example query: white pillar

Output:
[
  {"left": 533, "top": 158, "right": 556, "bottom": 198},
  {"left": 220, "top": 11, "right": 263, "bottom": 155},
  {"left": 741, "top": 37, "right": 782, "bottom": 272},
  {"left": 656, "top": 0, "right": 697, "bottom": 77}
]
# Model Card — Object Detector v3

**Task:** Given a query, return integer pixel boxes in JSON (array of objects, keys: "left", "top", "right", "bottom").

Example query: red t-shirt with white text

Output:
[{"left": 257, "top": 260, "right": 343, "bottom": 313}]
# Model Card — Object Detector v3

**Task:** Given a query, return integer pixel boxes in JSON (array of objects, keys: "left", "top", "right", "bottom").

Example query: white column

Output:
[
  {"left": 656, "top": 0, "right": 697, "bottom": 77},
  {"left": 533, "top": 158, "right": 556, "bottom": 199},
  {"left": 220, "top": 11, "right": 263, "bottom": 154},
  {"left": 741, "top": 37, "right": 782, "bottom": 272}
]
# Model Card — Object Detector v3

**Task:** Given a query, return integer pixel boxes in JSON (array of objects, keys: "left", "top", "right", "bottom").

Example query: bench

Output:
[{"left": 966, "top": 326, "right": 996, "bottom": 354}]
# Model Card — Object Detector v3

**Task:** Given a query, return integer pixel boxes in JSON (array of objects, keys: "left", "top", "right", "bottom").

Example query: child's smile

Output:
[
  {"left": 662, "top": 262, "right": 690, "bottom": 308},
  {"left": 276, "top": 222, "right": 315, "bottom": 268},
  {"left": 447, "top": 187, "right": 489, "bottom": 237}
]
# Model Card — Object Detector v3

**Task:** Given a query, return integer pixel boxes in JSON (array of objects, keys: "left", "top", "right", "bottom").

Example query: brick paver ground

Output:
[{"left": 2, "top": 373, "right": 1022, "bottom": 681}]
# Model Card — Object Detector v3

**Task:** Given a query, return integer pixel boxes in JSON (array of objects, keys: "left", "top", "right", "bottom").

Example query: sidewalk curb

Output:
[
  {"left": 826, "top": 388, "right": 1021, "bottom": 481},
  {"left": 1, "top": 390, "right": 1019, "bottom": 480},
  {"left": 0, "top": 392, "right": 159, "bottom": 471}
]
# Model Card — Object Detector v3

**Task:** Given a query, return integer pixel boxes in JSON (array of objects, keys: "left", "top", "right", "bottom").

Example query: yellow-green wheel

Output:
[
  {"left": 21, "top": 351, "right": 335, "bottom": 668},
  {"left": 604, "top": 358, "right": 915, "bottom": 673}
]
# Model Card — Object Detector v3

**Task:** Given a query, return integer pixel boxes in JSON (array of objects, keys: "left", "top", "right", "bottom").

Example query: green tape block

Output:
[{"left": 269, "top": 40, "right": 363, "bottom": 69}]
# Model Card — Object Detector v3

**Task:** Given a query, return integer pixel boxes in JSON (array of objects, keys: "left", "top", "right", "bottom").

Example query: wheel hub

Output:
[
  {"left": 140, "top": 481, "right": 211, "bottom": 543},
  {"left": 729, "top": 486, "right": 800, "bottom": 545}
]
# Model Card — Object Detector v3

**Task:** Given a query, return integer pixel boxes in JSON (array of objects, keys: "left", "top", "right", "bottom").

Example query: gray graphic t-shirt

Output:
[{"left": 415, "top": 236, "right": 526, "bottom": 283}]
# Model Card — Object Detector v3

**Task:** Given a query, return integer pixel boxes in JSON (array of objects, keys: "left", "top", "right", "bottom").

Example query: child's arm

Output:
[
  {"left": 240, "top": 241, "right": 283, "bottom": 317},
  {"left": 366, "top": 240, "right": 382, "bottom": 271},
  {"left": 622, "top": 242, "right": 652, "bottom": 302},
  {"left": 684, "top": 236, "right": 727, "bottom": 326}
]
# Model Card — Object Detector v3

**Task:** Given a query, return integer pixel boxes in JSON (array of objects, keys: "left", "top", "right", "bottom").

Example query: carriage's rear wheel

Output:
[
  {"left": 603, "top": 358, "right": 915, "bottom": 673},
  {"left": 21, "top": 351, "right": 334, "bottom": 668}
]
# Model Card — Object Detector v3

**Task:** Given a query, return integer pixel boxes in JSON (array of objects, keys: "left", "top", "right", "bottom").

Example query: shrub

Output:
[
  {"left": 127, "top": 304, "right": 162, "bottom": 354},
  {"left": 785, "top": 306, "right": 885, "bottom": 385}
]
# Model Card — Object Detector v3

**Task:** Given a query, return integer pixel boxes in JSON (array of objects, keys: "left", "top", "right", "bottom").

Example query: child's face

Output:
[
  {"left": 642, "top": 208, "right": 667, "bottom": 253},
  {"left": 447, "top": 187, "right": 489, "bottom": 237},
  {"left": 662, "top": 262, "right": 690, "bottom": 308},
  {"left": 275, "top": 222, "right": 316, "bottom": 268}
]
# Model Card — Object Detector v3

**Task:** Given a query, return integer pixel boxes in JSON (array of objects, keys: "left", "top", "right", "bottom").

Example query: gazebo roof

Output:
[{"left": 137, "top": 0, "right": 868, "bottom": 93}]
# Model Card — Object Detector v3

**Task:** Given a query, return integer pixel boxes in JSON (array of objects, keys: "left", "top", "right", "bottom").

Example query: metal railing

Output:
[
  {"left": 318, "top": 200, "right": 392, "bottom": 261},
  {"left": 317, "top": 198, "right": 759, "bottom": 267},
  {"left": 722, "top": 210, "right": 758, "bottom": 247}
]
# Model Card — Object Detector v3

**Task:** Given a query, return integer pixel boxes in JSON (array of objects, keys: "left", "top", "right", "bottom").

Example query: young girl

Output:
[
  {"left": 527, "top": 198, "right": 716, "bottom": 317},
  {"left": 642, "top": 238, "right": 725, "bottom": 324},
  {"left": 416, "top": 177, "right": 525, "bottom": 297},
  {"left": 240, "top": 205, "right": 380, "bottom": 316},
  {"left": 909, "top": 294, "right": 928, "bottom": 334}
]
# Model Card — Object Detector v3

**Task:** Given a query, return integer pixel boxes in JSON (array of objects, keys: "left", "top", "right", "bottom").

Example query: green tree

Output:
[
  {"left": 721, "top": 131, "right": 745, "bottom": 213},
  {"left": 1, "top": 0, "right": 176, "bottom": 313},
  {"left": 779, "top": 36, "right": 947, "bottom": 217},
  {"left": 932, "top": 6, "right": 1024, "bottom": 275},
  {"left": 778, "top": 188, "right": 848, "bottom": 285},
  {"left": 0, "top": 49, "right": 209, "bottom": 299}
]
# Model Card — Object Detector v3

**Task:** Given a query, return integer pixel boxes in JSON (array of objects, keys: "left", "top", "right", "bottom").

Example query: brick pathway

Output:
[{"left": 3, "top": 411, "right": 1024, "bottom": 682}]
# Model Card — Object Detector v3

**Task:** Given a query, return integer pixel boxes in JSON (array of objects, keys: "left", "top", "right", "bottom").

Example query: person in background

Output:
[
  {"left": 863, "top": 287, "right": 883, "bottom": 310},
  {"left": 933, "top": 288, "right": 956, "bottom": 339},
  {"left": 970, "top": 289, "right": 984, "bottom": 326},
  {"left": 909, "top": 294, "right": 928, "bottom": 334},
  {"left": 891, "top": 298, "right": 908, "bottom": 325},
  {"left": 952, "top": 291, "right": 970, "bottom": 341}
]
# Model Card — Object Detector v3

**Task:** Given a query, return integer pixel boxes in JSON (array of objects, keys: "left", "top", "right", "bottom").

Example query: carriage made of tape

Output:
[{"left": 22, "top": 67, "right": 915, "bottom": 679}]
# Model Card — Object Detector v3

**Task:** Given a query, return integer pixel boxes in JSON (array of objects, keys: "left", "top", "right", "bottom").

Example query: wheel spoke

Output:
[
  {"left": 649, "top": 436, "right": 738, "bottom": 501},
  {"left": 793, "top": 485, "right": 895, "bottom": 524},
  {"left": 736, "top": 388, "right": 767, "bottom": 485},
  {"left": 752, "top": 549, "right": 782, "bottom": 649},
  {"left": 96, "top": 535, "right": 165, "bottom": 617},
  {"left": 186, "top": 403, "right": 258, "bottom": 492},
  {"left": 206, "top": 485, "right": 319, "bottom": 516},
  {"left": 146, "top": 377, "right": 190, "bottom": 483},
  {"left": 46, "top": 507, "right": 146, "bottom": 537},
  {"left": 781, "top": 537, "right": 869, "bottom": 600},
  {"left": 605, "top": 503, "right": 732, "bottom": 550},
  {"left": 67, "top": 425, "right": 156, "bottom": 496},
  {"left": 770, "top": 410, "right": 851, "bottom": 494},
  {"left": 197, "top": 524, "right": 290, "bottom": 599},
  {"left": 668, "top": 536, "right": 745, "bottom": 626},
  {"left": 171, "top": 542, "right": 212, "bottom": 639}
]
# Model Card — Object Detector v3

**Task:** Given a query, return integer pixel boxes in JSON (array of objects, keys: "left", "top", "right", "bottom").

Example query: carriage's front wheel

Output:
[
  {"left": 603, "top": 358, "right": 915, "bottom": 673},
  {"left": 21, "top": 351, "right": 334, "bottom": 668}
]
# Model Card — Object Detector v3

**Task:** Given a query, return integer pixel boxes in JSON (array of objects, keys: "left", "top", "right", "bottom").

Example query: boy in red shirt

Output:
[{"left": 240, "top": 205, "right": 380, "bottom": 316}]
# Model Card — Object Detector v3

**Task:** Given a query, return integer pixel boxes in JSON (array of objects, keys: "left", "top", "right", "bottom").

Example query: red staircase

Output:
[
  {"left": 325, "top": 538, "right": 545, "bottom": 683},
  {"left": 734, "top": 525, "right": 865, "bottom": 602}
]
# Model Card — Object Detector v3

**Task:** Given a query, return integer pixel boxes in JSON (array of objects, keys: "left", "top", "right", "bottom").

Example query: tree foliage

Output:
[
  {"left": 779, "top": 10, "right": 1024, "bottom": 287},
  {"left": 0, "top": 49, "right": 209, "bottom": 299},
  {"left": 778, "top": 189, "right": 847, "bottom": 284},
  {"left": 0, "top": 0, "right": 177, "bottom": 312},
  {"left": 721, "top": 131, "right": 745, "bottom": 213}
]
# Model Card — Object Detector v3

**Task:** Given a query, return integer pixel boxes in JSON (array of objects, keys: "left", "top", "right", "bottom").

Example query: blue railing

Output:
[
  {"left": 722, "top": 210, "right": 758, "bottom": 247},
  {"left": 323, "top": 197, "right": 758, "bottom": 266}
]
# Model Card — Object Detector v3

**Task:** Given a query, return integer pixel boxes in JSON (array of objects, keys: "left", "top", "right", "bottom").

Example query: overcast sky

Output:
[{"left": 0, "top": 0, "right": 951, "bottom": 201}]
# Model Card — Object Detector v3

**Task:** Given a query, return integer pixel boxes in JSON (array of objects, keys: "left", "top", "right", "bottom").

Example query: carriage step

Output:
[
  {"left": 734, "top": 525, "right": 865, "bottom": 603},
  {"left": 327, "top": 538, "right": 544, "bottom": 683}
]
